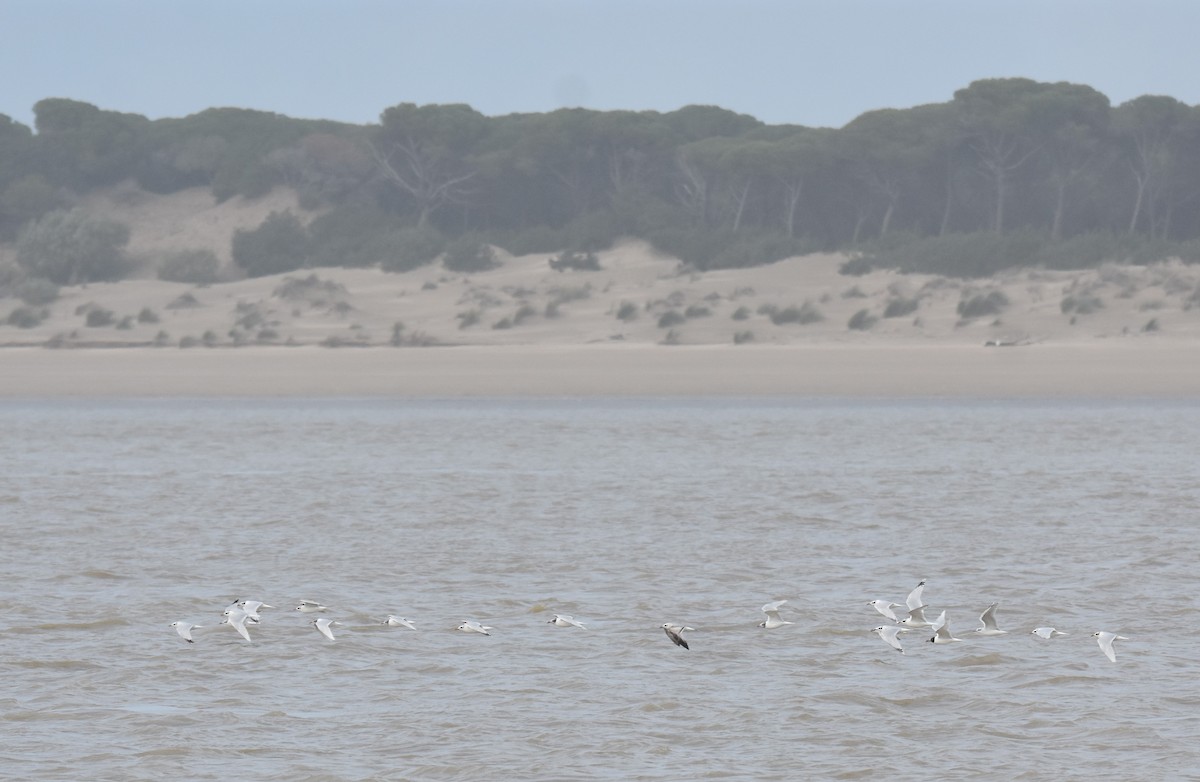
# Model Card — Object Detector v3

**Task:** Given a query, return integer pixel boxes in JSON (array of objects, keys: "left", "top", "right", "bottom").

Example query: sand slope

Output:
[{"left": 3, "top": 185, "right": 1200, "bottom": 396}]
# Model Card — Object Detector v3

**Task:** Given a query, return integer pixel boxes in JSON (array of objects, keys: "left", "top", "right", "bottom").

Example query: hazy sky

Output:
[{"left": 3, "top": 1, "right": 1197, "bottom": 130}]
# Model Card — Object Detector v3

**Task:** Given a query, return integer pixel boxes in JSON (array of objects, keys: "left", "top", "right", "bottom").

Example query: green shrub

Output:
[
  {"left": 548, "top": 249, "right": 601, "bottom": 272},
  {"left": 273, "top": 273, "right": 346, "bottom": 304},
  {"left": 232, "top": 210, "right": 310, "bottom": 278},
  {"left": 16, "top": 209, "right": 132, "bottom": 285},
  {"left": 166, "top": 292, "right": 201, "bottom": 309},
  {"left": 137, "top": 307, "right": 160, "bottom": 324},
  {"left": 443, "top": 235, "right": 497, "bottom": 273},
  {"left": 457, "top": 309, "right": 481, "bottom": 328},
  {"left": 513, "top": 303, "right": 537, "bottom": 324},
  {"left": 684, "top": 303, "right": 712, "bottom": 318},
  {"left": 731, "top": 305, "right": 751, "bottom": 321},
  {"left": 657, "top": 310, "right": 686, "bottom": 328},
  {"left": 883, "top": 297, "right": 919, "bottom": 318},
  {"left": 159, "top": 248, "right": 220, "bottom": 284},
  {"left": 733, "top": 330, "right": 755, "bottom": 344},
  {"left": 14, "top": 277, "right": 59, "bottom": 306},
  {"left": 6, "top": 305, "right": 46, "bottom": 328},
  {"left": 84, "top": 307, "right": 116, "bottom": 327},
  {"left": 764, "top": 302, "right": 823, "bottom": 325},
  {"left": 1061, "top": 293, "right": 1104, "bottom": 315},
  {"left": 848, "top": 309, "right": 878, "bottom": 331},
  {"left": 306, "top": 206, "right": 408, "bottom": 268},
  {"left": 494, "top": 225, "right": 563, "bottom": 256},
  {"left": 957, "top": 291, "right": 1010, "bottom": 319},
  {"left": 845, "top": 231, "right": 1044, "bottom": 278},
  {"left": 616, "top": 301, "right": 639, "bottom": 321},
  {"left": 377, "top": 225, "right": 447, "bottom": 272}
]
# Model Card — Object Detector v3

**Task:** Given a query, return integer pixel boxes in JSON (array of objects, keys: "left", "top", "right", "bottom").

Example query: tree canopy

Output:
[{"left": 3, "top": 79, "right": 1200, "bottom": 279}]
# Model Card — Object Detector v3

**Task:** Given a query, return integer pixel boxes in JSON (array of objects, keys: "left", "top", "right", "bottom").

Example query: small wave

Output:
[
  {"left": 33, "top": 617, "right": 129, "bottom": 631},
  {"left": 80, "top": 569, "right": 128, "bottom": 580},
  {"left": 9, "top": 658, "right": 102, "bottom": 671},
  {"left": 136, "top": 748, "right": 190, "bottom": 758},
  {"left": 949, "top": 652, "right": 1014, "bottom": 667}
]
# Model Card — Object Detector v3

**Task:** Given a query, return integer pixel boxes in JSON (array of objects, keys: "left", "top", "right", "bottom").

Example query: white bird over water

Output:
[
  {"left": 905, "top": 580, "right": 927, "bottom": 612},
  {"left": 899, "top": 581, "right": 933, "bottom": 627},
  {"left": 874, "top": 625, "right": 911, "bottom": 653},
  {"left": 221, "top": 609, "right": 253, "bottom": 643},
  {"left": 869, "top": 600, "right": 904, "bottom": 622},
  {"left": 311, "top": 617, "right": 341, "bottom": 641},
  {"left": 973, "top": 603, "right": 1007, "bottom": 636},
  {"left": 237, "top": 600, "right": 273, "bottom": 619},
  {"left": 1093, "top": 631, "right": 1129, "bottom": 662},
  {"left": 170, "top": 621, "right": 203, "bottom": 643},
  {"left": 1031, "top": 627, "right": 1069, "bottom": 639},
  {"left": 662, "top": 623, "right": 693, "bottom": 649},
  {"left": 547, "top": 614, "right": 586, "bottom": 629},
  {"left": 458, "top": 620, "right": 493, "bottom": 635},
  {"left": 382, "top": 615, "right": 416, "bottom": 629},
  {"left": 899, "top": 605, "right": 933, "bottom": 628},
  {"left": 929, "top": 611, "right": 962, "bottom": 644},
  {"left": 296, "top": 600, "right": 329, "bottom": 613},
  {"left": 758, "top": 600, "right": 793, "bottom": 629}
]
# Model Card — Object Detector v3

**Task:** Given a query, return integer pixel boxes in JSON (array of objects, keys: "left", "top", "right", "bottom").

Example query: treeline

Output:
[{"left": 3, "top": 77, "right": 1200, "bottom": 282}]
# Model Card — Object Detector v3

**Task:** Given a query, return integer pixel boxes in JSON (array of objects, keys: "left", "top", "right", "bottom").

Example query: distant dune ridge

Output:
[{"left": 2, "top": 185, "right": 1200, "bottom": 397}]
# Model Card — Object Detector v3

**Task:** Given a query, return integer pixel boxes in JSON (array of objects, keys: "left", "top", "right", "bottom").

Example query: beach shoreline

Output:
[{"left": 3, "top": 342, "right": 1197, "bottom": 398}]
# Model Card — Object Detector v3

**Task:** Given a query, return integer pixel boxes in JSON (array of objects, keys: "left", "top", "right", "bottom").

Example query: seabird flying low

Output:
[
  {"left": 662, "top": 623, "right": 693, "bottom": 649},
  {"left": 873, "top": 625, "right": 911, "bottom": 653},
  {"left": 1092, "top": 631, "right": 1129, "bottom": 662},
  {"left": 928, "top": 611, "right": 962, "bottom": 644},
  {"left": 312, "top": 617, "right": 341, "bottom": 641},
  {"left": 758, "top": 600, "right": 793, "bottom": 629},
  {"left": 973, "top": 603, "right": 1007, "bottom": 636},
  {"left": 169, "top": 621, "right": 203, "bottom": 643}
]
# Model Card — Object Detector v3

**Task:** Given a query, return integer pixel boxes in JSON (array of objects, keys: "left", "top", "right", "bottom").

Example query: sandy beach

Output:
[
  {"left": 4, "top": 186, "right": 1200, "bottom": 398},
  {"left": 2, "top": 342, "right": 1197, "bottom": 397}
]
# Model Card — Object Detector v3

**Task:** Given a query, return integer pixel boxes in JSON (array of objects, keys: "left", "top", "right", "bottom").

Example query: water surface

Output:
[{"left": 1, "top": 398, "right": 1197, "bottom": 780}]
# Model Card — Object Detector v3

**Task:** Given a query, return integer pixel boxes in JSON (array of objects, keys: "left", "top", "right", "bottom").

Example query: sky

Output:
[{"left": 2, "top": 0, "right": 1197, "bottom": 131}]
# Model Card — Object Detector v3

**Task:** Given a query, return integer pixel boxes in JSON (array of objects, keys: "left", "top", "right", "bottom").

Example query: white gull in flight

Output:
[
  {"left": 758, "top": 600, "right": 793, "bottom": 629},
  {"left": 1092, "top": 631, "right": 1129, "bottom": 662},
  {"left": 312, "top": 617, "right": 341, "bottom": 641},
  {"left": 169, "top": 621, "right": 203, "bottom": 643},
  {"left": 873, "top": 625, "right": 911, "bottom": 654},
  {"left": 662, "top": 623, "right": 693, "bottom": 649},
  {"left": 973, "top": 603, "right": 1007, "bottom": 636},
  {"left": 929, "top": 611, "right": 962, "bottom": 644}
]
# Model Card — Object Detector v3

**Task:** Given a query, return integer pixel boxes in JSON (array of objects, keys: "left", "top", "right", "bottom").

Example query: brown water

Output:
[{"left": 2, "top": 398, "right": 1197, "bottom": 780}]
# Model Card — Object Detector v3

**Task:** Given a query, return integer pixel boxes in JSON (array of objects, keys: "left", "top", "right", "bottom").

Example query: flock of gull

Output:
[
  {"left": 169, "top": 598, "right": 591, "bottom": 646},
  {"left": 867, "top": 580, "right": 1130, "bottom": 662},
  {"left": 169, "top": 582, "right": 1131, "bottom": 663}
]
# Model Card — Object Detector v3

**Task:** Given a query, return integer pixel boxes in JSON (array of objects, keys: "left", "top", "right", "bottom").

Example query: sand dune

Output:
[{"left": 3, "top": 186, "right": 1200, "bottom": 396}]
